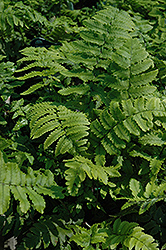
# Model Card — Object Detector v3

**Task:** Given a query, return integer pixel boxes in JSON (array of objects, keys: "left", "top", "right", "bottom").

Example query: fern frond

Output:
[
  {"left": 130, "top": 150, "right": 164, "bottom": 177},
  {"left": 64, "top": 156, "right": 121, "bottom": 196},
  {"left": 124, "top": 226, "right": 159, "bottom": 250},
  {"left": 58, "top": 85, "right": 90, "bottom": 96},
  {"left": 0, "top": 151, "right": 64, "bottom": 214},
  {"left": 122, "top": 178, "right": 166, "bottom": 215},
  {"left": 70, "top": 223, "right": 108, "bottom": 248},
  {"left": 27, "top": 103, "right": 90, "bottom": 156},
  {"left": 17, "top": 3, "right": 158, "bottom": 106},
  {"left": 103, "top": 218, "right": 159, "bottom": 250},
  {"left": 139, "top": 131, "right": 166, "bottom": 146},
  {"left": 108, "top": 38, "right": 158, "bottom": 98},
  {"left": 91, "top": 97, "right": 166, "bottom": 156},
  {"left": 21, "top": 218, "right": 64, "bottom": 249}
]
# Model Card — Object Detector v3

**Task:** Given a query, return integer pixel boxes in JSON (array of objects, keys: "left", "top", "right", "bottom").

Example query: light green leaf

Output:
[{"left": 130, "top": 179, "right": 141, "bottom": 198}]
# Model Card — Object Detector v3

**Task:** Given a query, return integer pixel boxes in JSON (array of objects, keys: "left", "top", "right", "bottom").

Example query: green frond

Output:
[
  {"left": 153, "top": 183, "right": 166, "bottom": 197},
  {"left": 129, "top": 178, "right": 142, "bottom": 199},
  {"left": 108, "top": 37, "right": 158, "bottom": 98},
  {"left": 58, "top": 85, "right": 90, "bottom": 95},
  {"left": 70, "top": 224, "right": 108, "bottom": 248},
  {"left": 130, "top": 70, "right": 158, "bottom": 86},
  {"left": 0, "top": 151, "right": 64, "bottom": 214},
  {"left": 83, "top": 19, "right": 108, "bottom": 34},
  {"left": 124, "top": 226, "right": 159, "bottom": 250},
  {"left": 21, "top": 218, "right": 62, "bottom": 249},
  {"left": 61, "top": 68, "right": 94, "bottom": 81},
  {"left": 72, "top": 40, "right": 101, "bottom": 56},
  {"left": 17, "top": 5, "right": 157, "bottom": 103},
  {"left": 21, "top": 83, "right": 45, "bottom": 95},
  {"left": 123, "top": 117, "right": 140, "bottom": 136},
  {"left": 91, "top": 97, "right": 166, "bottom": 156},
  {"left": 122, "top": 178, "right": 166, "bottom": 215},
  {"left": 55, "top": 135, "right": 73, "bottom": 156},
  {"left": 27, "top": 103, "right": 90, "bottom": 156},
  {"left": 80, "top": 31, "right": 105, "bottom": 46},
  {"left": 129, "top": 150, "right": 152, "bottom": 162},
  {"left": 149, "top": 158, "right": 164, "bottom": 176},
  {"left": 129, "top": 149, "right": 163, "bottom": 179},
  {"left": 64, "top": 156, "right": 120, "bottom": 195},
  {"left": 129, "top": 86, "right": 157, "bottom": 98},
  {"left": 103, "top": 218, "right": 159, "bottom": 250},
  {"left": 91, "top": 119, "right": 107, "bottom": 139},
  {"left": 131, "top": 58, "right": 154, "bottom": 75},
  {"left": 139, "top": 131, "right": 166, "bottom": 146}
]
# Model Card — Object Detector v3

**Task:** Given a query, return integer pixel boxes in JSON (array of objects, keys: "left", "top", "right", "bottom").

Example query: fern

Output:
[
  {"left": 91, "top": 97, "right": 166, "bottom": 156},
  {"left": 17, "top": 3, "right": 159, "bottom": 108},
  {"left": 17, "top": 47, "right": 64, "bottom": 81},
  {"left": 107, "top": 37, "right": 158, "bottom": 99},
  {"left": 21, "top": 219, "right": 59, "bottom": 249},
  {"left": 18, "top": 214, "right": 75, "bottom": 249},
  {"left": 70, "top": 223, "right": 108, "bottom": 249},
  {"left": 102, "top": 218, "right": 159, "bottom": 250},
  {"left": 64, "top": 155, "right": 121, "bottom": 195},
  {"left": 17, "top": 5, "right": 135, "bottom": 94},
  {"left": 60, "top": 7, "right": 158, "bottom": 100},
  {"left": 60, "top": 6, "right": 136, "bottom": 83},
  {"left": 0, "top": 150, "right": 64, "bottom": 214},
  {"left": 71, "top": 219, "right": 159, "bottom": 250},
  {"left": 27, "top": 102, "right": 90, "bottom": 156},
  {"left": 130, "top": 150, "right": 164, "bottom": 178},
  {"left": 121, "top": 179, "right": 166, "bottom": 215},
  {"left": 3, "top": 2, "right": 166, "bottom": 249}
]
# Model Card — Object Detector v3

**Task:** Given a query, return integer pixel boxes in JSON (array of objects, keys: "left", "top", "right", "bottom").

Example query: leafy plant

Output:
[{"left": 1, "top": 0, "right": 166, "bottom": 249}]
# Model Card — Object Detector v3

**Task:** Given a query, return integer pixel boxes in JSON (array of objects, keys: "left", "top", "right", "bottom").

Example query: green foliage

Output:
[
  {"left": 0, "top": 0, "right": 85, "bottom": 61},
  {"left": 91, "top": 97, "right": 166, "bottom": 155},
  {"left": 0, "top": 55, "right": 15, "bottom": 125},
  {"left": 70, "top": 223, "right": 108, "bottom": 249},
  {"left": 1, "top": 0, "right": 166, "bottom": 249},
  {"left": 0, "top": 150, "right": 64, "bottom": 214},
  {"left": 64, "top": 155, "right": 120, "bottom": 195},
  {"left": 121, "top": 179, "right": 166, "bottom": 215},
  {"left": 70, "top": 219, "right": 159, "bottom": 250},
  {"left": 27, "top": 102, "right": 90, "bottom": 156},
  {"left": 103, "top": 218, "right": 159, "bottom": 250}
]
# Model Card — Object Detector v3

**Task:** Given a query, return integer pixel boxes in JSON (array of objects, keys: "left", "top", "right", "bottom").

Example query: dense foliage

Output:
[{"left": 0, "top": 0, "right": 166, "bottom": 249}]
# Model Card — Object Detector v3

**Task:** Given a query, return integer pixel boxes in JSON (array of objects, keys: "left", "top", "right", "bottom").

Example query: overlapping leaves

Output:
[
  {"left": 91, "top": 97, "right": 166, "bottom": 155},
  {"left": 27, "top": 102, "right": 90, "bottom": 156},
  {"left": 0, "top": 151, "right": 64, "bottom": 214}
]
